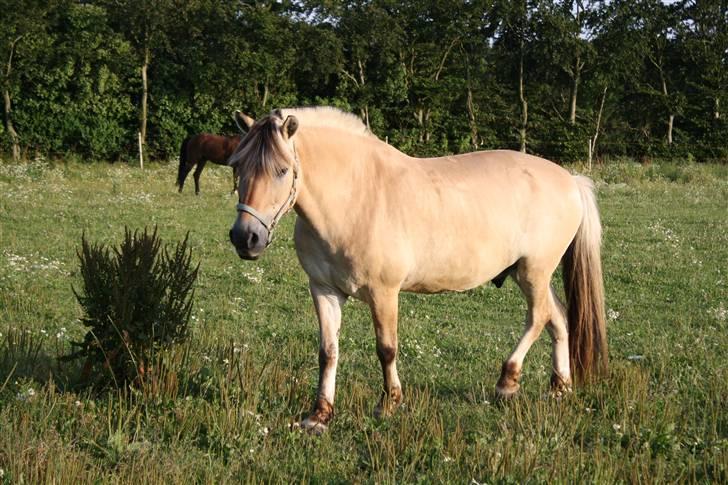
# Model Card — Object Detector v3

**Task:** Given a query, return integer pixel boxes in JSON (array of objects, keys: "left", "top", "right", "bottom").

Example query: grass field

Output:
[{"left": 0, "top": 157, "right": 726, "bottom": 483}]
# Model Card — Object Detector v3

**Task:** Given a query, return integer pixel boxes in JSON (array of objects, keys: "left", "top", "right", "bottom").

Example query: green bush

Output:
[{"left": 64, "top": 227, "right": 198, "bottom": 387}]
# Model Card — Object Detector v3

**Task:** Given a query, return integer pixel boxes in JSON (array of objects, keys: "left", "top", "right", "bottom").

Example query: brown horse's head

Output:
[{"left": 227, "top": 109, "right": 299, "bottom": 260}]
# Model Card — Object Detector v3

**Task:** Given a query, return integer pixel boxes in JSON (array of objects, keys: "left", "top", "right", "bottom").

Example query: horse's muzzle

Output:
[{"left": 229, "top": 219, "right": 268, "bottom": 260}]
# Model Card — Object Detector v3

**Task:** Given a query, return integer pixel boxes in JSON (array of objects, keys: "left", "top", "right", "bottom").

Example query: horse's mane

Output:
[
  {"left": 230, "top": 107, "right": 372, "bottom": 178},
  {"left": 280, "top": 107, "right": 372, "bottom": 138}
]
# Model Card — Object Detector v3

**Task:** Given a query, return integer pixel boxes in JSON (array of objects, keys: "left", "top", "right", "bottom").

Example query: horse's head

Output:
[{"left": 227, "top": 109, "right": 300, "bottom": 260}]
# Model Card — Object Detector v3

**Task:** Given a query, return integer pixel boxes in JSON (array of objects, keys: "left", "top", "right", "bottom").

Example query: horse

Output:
[
  {"left": 227, "top": 107, "right": 607, "bottom": 434},
  {"left": 177, "top": 133, "right": 242, "bottom": 194}
]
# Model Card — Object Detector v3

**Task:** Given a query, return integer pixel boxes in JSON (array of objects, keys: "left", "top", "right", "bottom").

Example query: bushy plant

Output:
[{"left": 64, "top": 227, "right": 198, "bottom": 387}]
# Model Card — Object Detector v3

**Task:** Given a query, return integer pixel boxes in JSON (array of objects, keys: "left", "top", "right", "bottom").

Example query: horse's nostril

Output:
[{"left": 247, "top": 231, "right": 259, "bottom": 249}]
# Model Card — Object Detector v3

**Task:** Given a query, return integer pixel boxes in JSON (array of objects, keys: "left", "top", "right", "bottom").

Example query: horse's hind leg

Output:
[
  {"left": 496, "top": 262, "right": 561, "bottom": 399},
  {"left": 367, "top": 288, "right": 402, "bottom": 417},
  {"left": 193, "top": 160, "right": 207, "bottom": 195},
  {"left": 546, "top": 287, "right": 573, "bottom": 396},
  {"left": 301, "top": 282, "right": 347, "bottom": 434},
  {"left": 178, "top": 162, "right": 194, "bottom": 193}
]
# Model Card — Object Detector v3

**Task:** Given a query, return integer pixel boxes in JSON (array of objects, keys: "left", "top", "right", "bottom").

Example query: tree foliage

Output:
[{"left": 0, "top": 0, "right": 725, "bottom": 162}]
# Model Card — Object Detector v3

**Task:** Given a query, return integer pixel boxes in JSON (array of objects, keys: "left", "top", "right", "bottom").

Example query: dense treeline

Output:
[{"left": 2, "top": 0, "right": 726, "bottom": 162}]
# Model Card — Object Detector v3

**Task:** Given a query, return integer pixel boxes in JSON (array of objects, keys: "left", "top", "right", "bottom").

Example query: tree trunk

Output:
[
  {"left": 569, "top": 54, "right": 581, "bottom": 125},
  {"left": 3, "top": 88, "right": 20, "bottom": 160},
  {"left": 714, "top": 97, "right": 720, "bottom": 120},
  {"left": 361, "top": 105, "right": 370, "bottom": 131},
  {"left": 262, "top": 83, "right": 269, "bottom": 108},
  {"left": 593, "top": 85, "right": 607, "bottom": 152},
  {"left": 424, "top": 109, "right": 430, "bottom": 143},
  {"left": 140, "top": 46, "right": 150, "bottom": 147},
  {"left": 3, "top": 35, "right": 23, "bottom": 160},
  {"left": 569, "top": 79, "right": 578, "bottom": 125},
  {"left": 415, "top": 108, "right": 424, "bottom": 143},
  {"left": 466, "top": 86, "right": 478, "bottom": 149},
  {"left": 659, "top": 71, "right": 673, "bottom": 145},
  {"left": 518, "top": 48, "right": 528, "bottom": 153}
]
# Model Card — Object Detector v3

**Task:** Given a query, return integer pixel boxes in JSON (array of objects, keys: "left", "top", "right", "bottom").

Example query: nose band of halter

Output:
[
  {"left": 235, "top": 144, "right": 300, "bottom": 247},
  {"left": 236, "top": 203, "right": 272, "bottom": 230}
]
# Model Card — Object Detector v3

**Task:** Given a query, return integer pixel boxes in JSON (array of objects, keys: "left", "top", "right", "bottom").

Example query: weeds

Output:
[{"left": 63, "top": 228, "right": 198, "bottom": 387}]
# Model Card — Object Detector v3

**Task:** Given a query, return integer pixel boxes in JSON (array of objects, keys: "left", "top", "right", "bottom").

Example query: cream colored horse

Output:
[{"left": 228, "top": 107, "right": 607, "bottom": 434}]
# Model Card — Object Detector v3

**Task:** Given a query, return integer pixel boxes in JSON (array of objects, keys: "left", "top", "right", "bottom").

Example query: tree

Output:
[
  {"left": 535, "top": 0, "right": 599, "bottom": 125},
  {"left": 679, "top": 0, "right": 728, "bottom": 159},
  {"left": 103, "top": 0, "right": 174, "bottom": 153},
  {"left": 493, "top": 0, "right": 540, "bottom": 153},
  {"left": 0, "top": 0, "right": 55, "bottom": 159}
]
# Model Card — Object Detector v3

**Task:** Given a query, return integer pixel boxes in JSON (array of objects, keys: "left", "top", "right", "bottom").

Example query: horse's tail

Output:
[
  {"left": 562, "top": 175, "right": 608, "bottom": 382},
  {"left": 177, "top": 137, "right": 190, "bottom": 190}
]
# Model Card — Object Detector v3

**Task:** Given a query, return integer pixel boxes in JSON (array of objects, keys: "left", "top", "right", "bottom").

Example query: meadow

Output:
[{"left": 0, "top": 157, "right": 726, "bottom": 483}]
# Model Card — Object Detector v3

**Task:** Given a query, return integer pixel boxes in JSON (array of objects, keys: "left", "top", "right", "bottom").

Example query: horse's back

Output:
[
  {"left": 188, "top": 133, "right": 241, "bottom": 164},
  {"left": 385, "top": 150, "right": 583, "bottom": 293}
]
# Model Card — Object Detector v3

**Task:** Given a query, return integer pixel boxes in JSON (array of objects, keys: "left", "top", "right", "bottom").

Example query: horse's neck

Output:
[{"left": 294, "top": 129, "right": 400, "bottom": 239}]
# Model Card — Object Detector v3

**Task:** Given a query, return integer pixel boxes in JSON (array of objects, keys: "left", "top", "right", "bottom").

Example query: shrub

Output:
[{"left": 64, "top": 227, "right": 199, "bottom": 387}]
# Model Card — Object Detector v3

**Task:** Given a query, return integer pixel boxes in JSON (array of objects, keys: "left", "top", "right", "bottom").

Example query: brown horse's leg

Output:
[
  {"left": 496, "top": 262, "right": 555, "bottom": 399},
  {"left": 301, "top": 281, "right": 347, "bottom": 434},
  {"left": 367, "top": 288, "right": 402, "bottom": 417},
  {"left": 193, "top": 160, "right": 207, "bottom": 195},
  {"left": 230, "top": 168, "right": 238, "bottom": 195}
]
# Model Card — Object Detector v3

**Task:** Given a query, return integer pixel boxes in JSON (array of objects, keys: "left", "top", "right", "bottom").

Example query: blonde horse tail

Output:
[{"left": 562, "top": 175, "right": 608, "bottom": 382}]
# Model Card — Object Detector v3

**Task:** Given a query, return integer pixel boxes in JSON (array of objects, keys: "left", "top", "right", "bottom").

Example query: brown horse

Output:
[{"left": 177, "top": 133, "right": 242, "bottom": 194}]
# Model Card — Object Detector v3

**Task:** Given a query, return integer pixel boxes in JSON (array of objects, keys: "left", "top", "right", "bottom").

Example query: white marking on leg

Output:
[
  {"left": 547, "top": 286, "right": 572, "bottom": 389},
  {"left": 310, "top": 283, "right": 346, "bottom": 407}
]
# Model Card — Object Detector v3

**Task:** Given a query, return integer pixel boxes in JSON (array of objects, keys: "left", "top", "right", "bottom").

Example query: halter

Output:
[{"left": 235, "top": 143, "right": 300, "bottom": 246}]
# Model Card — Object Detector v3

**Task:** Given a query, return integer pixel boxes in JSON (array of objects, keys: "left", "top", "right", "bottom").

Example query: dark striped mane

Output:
[
  {"left": 229, "top": 113, "right": 291, "bottom": 179},
  {"left": 229, "top": 107, "right": 372, "bottom": 180}
]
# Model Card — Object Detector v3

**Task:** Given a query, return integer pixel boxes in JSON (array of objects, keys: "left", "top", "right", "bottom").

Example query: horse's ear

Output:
[
  {"left": 282, "top": 115, "right": 298, "bottom": 139},
  {"left": 233, "top": 110, "right": 255, "bottom": 132}
]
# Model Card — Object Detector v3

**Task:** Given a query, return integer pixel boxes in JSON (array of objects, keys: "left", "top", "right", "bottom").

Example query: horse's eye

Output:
[{"left": 279, "top": 167, "right": 289, "bottom": 177}]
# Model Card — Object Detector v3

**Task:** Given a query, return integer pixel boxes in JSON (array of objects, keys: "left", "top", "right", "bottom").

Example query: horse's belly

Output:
[{"left": 400, "top": 242, "right": 513, "bottom": 294}]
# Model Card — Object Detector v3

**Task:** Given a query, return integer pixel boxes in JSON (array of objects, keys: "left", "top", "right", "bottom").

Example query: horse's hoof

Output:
[
  {"left": 374, "top": 403, "right": 395, "bottom": 419},
  {"left": 495, "top": 361, "right": 521, "bottom": 401},
  {"left": 299, "top": 417, "right": 328, "bottom": 435},
  {"left": 374, "top": 389, "right": 403, "bottom": 419},
  {"left": 548, "top": 374, "right": 573, "bottom": 399},
  {"left": 495, "top": 383, "right": 520, "bottom": 401}
]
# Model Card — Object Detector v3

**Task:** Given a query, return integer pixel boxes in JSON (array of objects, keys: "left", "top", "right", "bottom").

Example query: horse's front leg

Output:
[
  {"left": 368, "top": 288, "right": 403, "bottom": 417},
  {"left": 301, "top": 281, "right": 347, "bottom": 434},
  {"left": 230, "top": 168, "right": 238, "bottom": 195}
]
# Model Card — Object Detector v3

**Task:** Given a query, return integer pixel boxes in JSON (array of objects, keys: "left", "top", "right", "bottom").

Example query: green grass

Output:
[{"left": 0, "top": 157, "right": 726, "bottom": 483}]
